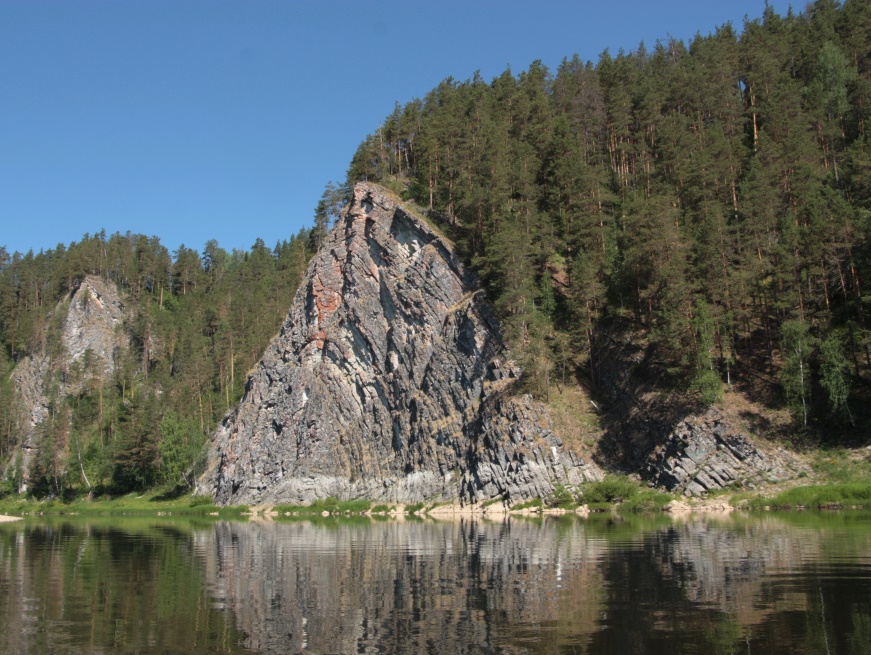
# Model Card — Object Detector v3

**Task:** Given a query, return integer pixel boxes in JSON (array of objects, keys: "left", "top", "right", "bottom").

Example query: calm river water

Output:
[{"left": 1, "top": 512, "right": 870, "bottom": 654}]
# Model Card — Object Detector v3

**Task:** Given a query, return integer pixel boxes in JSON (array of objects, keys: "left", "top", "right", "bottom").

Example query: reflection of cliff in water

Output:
[
  {"left": 197, "top": 515, "right": 871, "bottom": 655},
  {"left": 2, "top": 515, "right": 869, "bottom": 654},
  {"left": 197, "top": 518, "right": 608, "bottom": 654}
]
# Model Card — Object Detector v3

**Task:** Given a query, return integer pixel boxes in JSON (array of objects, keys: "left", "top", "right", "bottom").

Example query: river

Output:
[{"left": 1, "top": 512, "right": 870, "bottom": 654}]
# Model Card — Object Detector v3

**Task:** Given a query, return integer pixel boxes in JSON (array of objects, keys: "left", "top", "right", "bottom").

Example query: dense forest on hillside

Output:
[
  {"left": 2, "top": 1, "right": 870, "bottom": 501},
  {"left": 0, "top": 228, "right": 315, "bottom": 496},
  {"left": 347, "top": 1, "right": 871, "bottom": 434}
]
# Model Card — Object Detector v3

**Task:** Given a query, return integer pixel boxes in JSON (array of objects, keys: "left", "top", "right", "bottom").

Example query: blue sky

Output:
[{"left": 1, "top": 0, "right": 794, "bottom": 258}]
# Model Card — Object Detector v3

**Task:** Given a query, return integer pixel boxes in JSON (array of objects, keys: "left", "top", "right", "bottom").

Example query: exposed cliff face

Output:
[
  {"left": 592, "top": 327, "right": 804, "bottom": 495},
  {"left": 9, "top": 275, "right": 126, "bottom": 488},
  {"left": 199, "top": 183, "right": 601, "bottom": 505},
  {"left": 642, "top": 408, "right": 800, "bottom": 495}
]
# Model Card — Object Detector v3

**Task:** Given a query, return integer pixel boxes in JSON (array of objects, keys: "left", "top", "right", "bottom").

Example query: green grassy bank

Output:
[
  {"left": 3, "top": 448, "right": 869, "bottom": 519},
  {"left": 0, "top": 490, "right": 248, "bottom": 519},
  {"left": 735, "top": 449, "right": 871, "bottom": 510}
]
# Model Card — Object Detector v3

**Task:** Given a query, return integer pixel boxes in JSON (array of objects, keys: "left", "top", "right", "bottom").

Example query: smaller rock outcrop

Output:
[
  {"left": 9, "top": 275, "right": 127, "bottom": 489},
  {"left": 643, "top": 408, "right": 801, "bottom": 496},
  {"left": 593, "top": 324, "right": 804, "bottom": 496}
]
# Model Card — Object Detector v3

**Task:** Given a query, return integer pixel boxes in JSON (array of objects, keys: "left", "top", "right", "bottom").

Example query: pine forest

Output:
[{"left": 1, "top": 0, "right": 870, "bottom": 499}]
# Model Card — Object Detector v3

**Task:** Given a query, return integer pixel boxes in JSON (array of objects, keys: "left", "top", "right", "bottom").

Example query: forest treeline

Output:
[
  {"left": 0, "top": 228, "right": 315, "bottom": 496},
  {"left": 2, "top": 1, "right": 870, "bottom": 500},
  {"left": 347, "top": 1, "right": 871, "bottom": 431}
]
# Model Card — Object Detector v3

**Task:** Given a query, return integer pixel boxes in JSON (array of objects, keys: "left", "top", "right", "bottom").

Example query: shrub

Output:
[
  {"left": 0, "top": 477, "right": 16, "bottom": 498},
  {"left": 619, "top": 489, "right": 673, "bottom": 512},
  {"left": 188, "top": 495, "right": 214, "bottom": 507},
  {"left": 309, "top": 497, "right": 340, "bottom": 511},
  {"left": 690, "top": 368, "right": 723, "bottom": 406},
  {"left": 581, "top": 476, "right": 639, "bottom": 504},
  {"left": 511, "top": 498, "right": 543, "bottom": 511},
  {"left": 545, "top": 483, "right": 578, "bottom": 508},
  {"left": 338, "top": 499, "right": 371, "bottom": 513}
]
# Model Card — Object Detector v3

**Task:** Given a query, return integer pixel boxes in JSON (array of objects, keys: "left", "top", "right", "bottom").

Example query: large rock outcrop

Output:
[
  {"left": 199, "top": 183, "right": 601, "bottom": 505},
  {"left": 9, "top": 275, "right": 127, "bottom": 489}
]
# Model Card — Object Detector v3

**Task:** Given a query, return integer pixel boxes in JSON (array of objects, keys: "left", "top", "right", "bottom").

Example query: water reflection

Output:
[
  {"left": 0, "top": 518, "right": 245, "bottom": 654},
  {"left": 196, "top": 513, "right": 871, "bottom": 654},
  {"left": 198, "top": 517, "right": 610, "bottom": 654},
  {"left": 2, "top": 513, "right": 870, "bottom": 654}
]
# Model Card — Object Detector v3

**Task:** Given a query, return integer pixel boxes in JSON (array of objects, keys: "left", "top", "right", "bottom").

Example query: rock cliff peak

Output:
[
  {"left": 9, "top": 275, "right": 127, "bottom": 490},
  {"left": 199, "top": 183, "right": 601, "bottom": 505}
]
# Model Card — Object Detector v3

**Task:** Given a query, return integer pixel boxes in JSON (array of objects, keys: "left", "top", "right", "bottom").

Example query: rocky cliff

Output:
[
  {"left": 9, "top": 275, "right": 126, "bottom": 489},
  {"left": 592, "top": 328, "right": 804, "bottom": 495},
  {"left": 199, "top": 183, "right": 601, "bottom": 505}
]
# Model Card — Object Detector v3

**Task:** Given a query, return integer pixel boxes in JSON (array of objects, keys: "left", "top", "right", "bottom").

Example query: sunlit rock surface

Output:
[
  {"left": 199, "top": 183, "right": 601, "bottom": 505},
  {"left": 9, "top": 276, "right": 126, "bottom": 489}
]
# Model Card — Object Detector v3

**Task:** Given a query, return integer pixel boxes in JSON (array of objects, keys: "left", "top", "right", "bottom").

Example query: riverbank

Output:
[
  {"left": 0, "top": 515, "right": 22, "bottom": 522},
  {"left": 0, "top": 491, "right": 248, "bottom": 520},
  {"left": 1, "top": 450, "right": 868, "bottom": 519}
]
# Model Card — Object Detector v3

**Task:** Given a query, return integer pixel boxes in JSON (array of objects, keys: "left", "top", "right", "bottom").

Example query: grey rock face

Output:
[
  {"left": 59, "top": 275, "right": 126, "bottom": 375},
  {"left": 200, "top": 183, "right": 601, "bottom": 505},
  {"left": 9, "top": 276, "right": 126, "bottom": 488},
  {"left": 592, "top": 326, "right": 804, "bottom": 495},
  {"left": 643, "top": 408, "right": 802, "bottom": 496}
]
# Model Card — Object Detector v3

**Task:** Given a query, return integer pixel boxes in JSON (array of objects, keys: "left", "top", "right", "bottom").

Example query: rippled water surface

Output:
[{"left": 1, "top": 512, "right": 870, "bottom": 654}]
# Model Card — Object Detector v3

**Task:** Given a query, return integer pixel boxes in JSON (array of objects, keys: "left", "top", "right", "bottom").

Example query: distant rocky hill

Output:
[
  {"left": 198, "top": 183, "right": 603, "bottom": 505},
  {"left": 9, "top": 275, "right": 127, "bottom": 491}
]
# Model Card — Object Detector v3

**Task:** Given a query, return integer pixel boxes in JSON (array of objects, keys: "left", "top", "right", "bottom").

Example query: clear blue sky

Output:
[{"left": 1, "top": 0, "right": 794, "bottom": 258}]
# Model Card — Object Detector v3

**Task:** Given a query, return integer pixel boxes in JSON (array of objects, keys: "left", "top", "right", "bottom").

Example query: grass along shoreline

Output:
[
  {"left": 0, "top": 490, "right": 248, "bottom": 519},
  {"left": 1, "top": 449, "right": 869, "bottom": 519}
]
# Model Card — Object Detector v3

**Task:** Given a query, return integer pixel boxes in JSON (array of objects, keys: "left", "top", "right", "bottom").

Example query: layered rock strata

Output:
[
  {"left": 593, "top": 328, "right": 804, "bottom": 495},
  {"left": 643, "top": 409, "right": 799, "bottom": 496},
  {"left": 199, "top": 183, "right": 601, "bottom": 505}
]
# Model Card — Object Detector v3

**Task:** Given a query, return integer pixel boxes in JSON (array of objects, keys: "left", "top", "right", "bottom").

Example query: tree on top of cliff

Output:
[{"left": 347, "top": 1, "right": 871, "bottom": 433}]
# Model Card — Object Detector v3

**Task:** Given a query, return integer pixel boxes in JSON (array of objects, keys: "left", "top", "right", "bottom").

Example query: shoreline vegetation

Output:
[
  {"left": 2, "top": 457, "right": 869, "bottom": 520},
  {"left": 3, "top": 3, "right": 870, "bottom": 518}
]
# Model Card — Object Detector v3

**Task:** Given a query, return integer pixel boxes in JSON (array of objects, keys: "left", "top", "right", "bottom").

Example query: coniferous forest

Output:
[
  {"left": 1, "top": 1, "right": 870, "bottom": 499},
  {"left": 347, "top": 1, "right": 871, "bottom": 432},
  {"left": 0, "top": 229, "right": 315, "bottom": 496}
]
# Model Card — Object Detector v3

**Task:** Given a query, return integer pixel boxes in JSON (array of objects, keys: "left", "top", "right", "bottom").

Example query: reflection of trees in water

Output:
[
  {"left": 586, "top": 515, "right": 871, "bottom": 655},
  {"left": 2, "top": 515, "right": 868, "bottom": 654},
  {"left": 0, "top": 521, "right": 245, "bottom": 655},
  {"left": 199, "top": 515, "right": 871, "bottom": 655}
]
